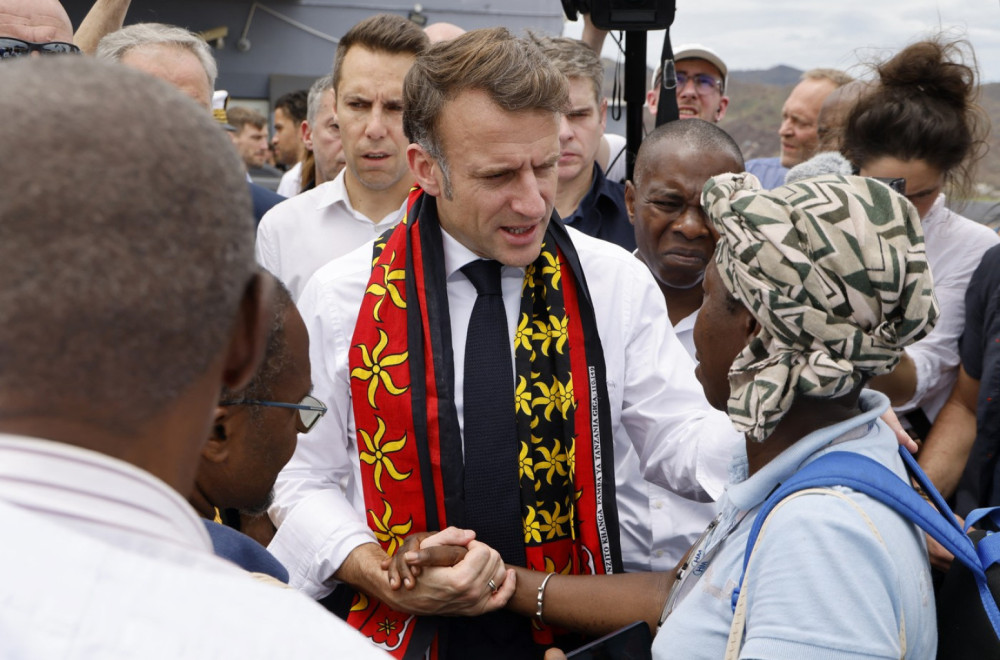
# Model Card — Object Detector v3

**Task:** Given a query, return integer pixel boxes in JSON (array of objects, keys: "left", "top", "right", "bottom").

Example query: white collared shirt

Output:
[
  {"left": 276, "top": 160, "right": 303, "bottom": 197},
  {"left": 0, "top": 433, "right": 387, "bottom": 659},
  {"left": 255, "top": 170, "right": 407, "bottom": 299},
  {"left": 270, "top": 221, "right": 740, "bottom": 595},
  {"left": 897, "top": 195, "right": 1000, "bottom": 420}
]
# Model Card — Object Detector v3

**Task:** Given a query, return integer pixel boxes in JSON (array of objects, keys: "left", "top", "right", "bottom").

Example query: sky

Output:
[{"left": 563, "top": 0, "right": 1000, "bottom": 83}]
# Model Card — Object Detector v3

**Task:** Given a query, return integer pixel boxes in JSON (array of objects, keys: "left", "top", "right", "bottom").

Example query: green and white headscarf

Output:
[{"left": 702, "top": 173, "right": 938, "bottom": 443}]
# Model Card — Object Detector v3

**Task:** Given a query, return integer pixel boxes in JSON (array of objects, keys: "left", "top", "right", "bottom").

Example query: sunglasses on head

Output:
[{"left": 0, "top": 38, "right": 81, "bottom": 59}]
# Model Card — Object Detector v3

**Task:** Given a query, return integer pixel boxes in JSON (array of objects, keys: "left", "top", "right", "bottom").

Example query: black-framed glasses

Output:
[
  {"left": 673, "top": 72, "right": 723, "bottom": 95},
  {"left": 220, "top": 394, "right": 328, "bottom": 433},
  {"left": 0, "top": 38, "right": 81, "bottom": 59}
]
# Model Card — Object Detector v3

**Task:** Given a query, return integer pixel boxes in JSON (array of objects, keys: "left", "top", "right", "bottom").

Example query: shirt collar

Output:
[
  {"left": 313, "top": 169, "right": 351, "bottom": 212},
  {"left": 314, "top": 171, "right": 409, "bottom": 226},
  {"left": 565, "top": 163, "right": 619, "bottom": 225},
  {"left": 0, "top": 433, "right": 212, "bottom": 553},
  {"left": 921, "top": 193, "right": 947, "bottom": 226},
  {"left": 438, "top": 206, "right": 527, "bottom": 282},
  {"left": 724, "top": 389, "right": 890, "bottom": 512}
]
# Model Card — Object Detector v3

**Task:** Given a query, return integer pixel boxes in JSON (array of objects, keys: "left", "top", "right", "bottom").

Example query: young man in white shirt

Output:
[{"left": 256, "top": 14, "right": 428, "bottom": 299}]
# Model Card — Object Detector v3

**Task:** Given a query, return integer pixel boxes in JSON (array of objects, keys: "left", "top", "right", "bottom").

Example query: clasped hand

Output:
[{"left": 378, "top": 527, "right": 516, "bottom": 616}]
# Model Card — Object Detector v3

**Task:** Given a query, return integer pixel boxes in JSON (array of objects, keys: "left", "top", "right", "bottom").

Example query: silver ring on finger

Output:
[{"left": 488, "top": 578, "right": 499, "bottom": 594}]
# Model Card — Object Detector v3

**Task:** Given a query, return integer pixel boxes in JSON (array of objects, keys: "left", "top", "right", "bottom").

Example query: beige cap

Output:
[{"left": 653, "top": 43, "right": 729, "bottom": 91}]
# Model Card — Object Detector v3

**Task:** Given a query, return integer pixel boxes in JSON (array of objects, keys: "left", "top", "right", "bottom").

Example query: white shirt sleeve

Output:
[
  {"left": 570, "top": 230, "right": 740, "bottom": 504},
  {"left": 897, "top": 208, "right": 1000, "bottom": 419},
  {"left": 268, "top": 258, "right": 376, "bottom": 598},
  {"left": 255, "top": 211, "right": 280, "bottom": 275},
  {"left": 617, "top": 264, "right": 739, "bottom": 502}
]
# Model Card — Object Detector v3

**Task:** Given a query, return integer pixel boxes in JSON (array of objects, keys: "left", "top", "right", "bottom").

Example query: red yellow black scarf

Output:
[{"left": 346, "top": 188, "right": 621, "bottom": 658}]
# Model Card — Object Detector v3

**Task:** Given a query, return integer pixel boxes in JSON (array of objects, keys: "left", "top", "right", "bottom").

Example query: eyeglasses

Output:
[
  {"left": 220, "top": 394, "right": 328, "bottom": 433},
  {"left": 671, "top": 72, "right": 724, "bottom": 96},
  {"left": 0, "top": 38, "right": 81, "bottom": 59}
]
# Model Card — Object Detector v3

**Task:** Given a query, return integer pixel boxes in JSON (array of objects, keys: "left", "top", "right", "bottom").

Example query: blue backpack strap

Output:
[{"left": 731, "top": 448, "right": 1000, "bottom": 639}]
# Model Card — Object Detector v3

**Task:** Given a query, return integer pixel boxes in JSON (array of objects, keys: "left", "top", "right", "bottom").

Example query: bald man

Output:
[
  {"left": 0, "top": 0, "right": 130, "bottom": 55},
  {"left": 745, "top": 68, "right": 853, "bottom": 188},
  {"left": 0, "top": 0, "right": 73, "bottom": 46}
]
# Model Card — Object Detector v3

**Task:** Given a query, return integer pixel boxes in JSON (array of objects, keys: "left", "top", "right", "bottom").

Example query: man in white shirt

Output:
[
  {"left": 0, "top": 56, "right": 385, "bottom": 659},
  {"left": 273, "top": 89, "right": 308, "bottom": 196},
  {"left": 256, "top": 14, "right": 428, "bottom": 299},
  {"left": 269, "top": 27, "right": 738, "bottom": 659}
]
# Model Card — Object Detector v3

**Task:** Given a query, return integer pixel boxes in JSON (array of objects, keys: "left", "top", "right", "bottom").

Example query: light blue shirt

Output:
[
  {"left": 654, "top": 390, "right": 936, "bottom": 659},
  {"left": 745, "top": 157, "right": 789, "bottom": 190}
]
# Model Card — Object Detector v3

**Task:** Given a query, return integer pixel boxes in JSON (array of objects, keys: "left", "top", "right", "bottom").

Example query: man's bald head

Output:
[
  {"left": 0, "top": 57, "right": 256, "bottom": 433},
  {"left": 0, "top": 0, "right": 73, "bottom": 44},
  {"left": 633, "top": 118, "right": 743, "bottom": 187},
  {"left": 423, "top": 22, "right": 465, "bottom": 43}
]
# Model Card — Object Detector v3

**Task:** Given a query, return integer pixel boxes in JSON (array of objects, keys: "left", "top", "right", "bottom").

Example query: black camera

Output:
[{"left": 560, "top": 0, "right": 675, "bottom": 30}]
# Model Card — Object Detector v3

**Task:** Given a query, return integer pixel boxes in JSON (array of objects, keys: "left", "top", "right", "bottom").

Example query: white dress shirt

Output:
[
  {"left": 0, "top": 433, "right": 387, "bottom": 659},
  {"left": 896, "top": 195, "right": 1000, "bottom": 421},
  {"left": 270, "top": 222, "right": 740, "bottom": 595},
  {"left": 256, "top": 170, "right": 407, "bottom": 299},
  {"left": 276, "top": 160, "right": 302, "bottom": 197},
  {"left": 603, "top": 132, "right": 628, "bottom": 184}
]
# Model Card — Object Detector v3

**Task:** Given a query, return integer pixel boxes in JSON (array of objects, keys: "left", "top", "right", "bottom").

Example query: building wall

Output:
[{"left": 64, "top": 0, "right": 564, "bottom": 99}]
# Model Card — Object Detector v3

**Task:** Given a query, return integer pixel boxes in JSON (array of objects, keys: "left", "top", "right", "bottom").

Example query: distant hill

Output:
[
  {"left": 732, "top": 65, "right": 802, "bottom": 87},
  {"left": 720, "top": 66, "right": 1000, "bottom": 199},
  {"left": 601, "top": 61, "right": 1000, "bottom": 200}
]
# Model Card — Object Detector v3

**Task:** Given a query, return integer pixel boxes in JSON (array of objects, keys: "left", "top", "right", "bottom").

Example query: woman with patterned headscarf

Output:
[
  {"left": 445, "top": 172, "right": 939, "bottom": 659},
  {"left": 650, "top": 172, "right": 939, "bottom": 658},
  {"left": 401, "top": 172, "right": 941, "bottom": 658}
]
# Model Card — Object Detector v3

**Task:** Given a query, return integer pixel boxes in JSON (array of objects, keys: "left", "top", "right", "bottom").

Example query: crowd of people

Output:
[{"left": 1, "top": 0, "right": 998, "bottom": 658}]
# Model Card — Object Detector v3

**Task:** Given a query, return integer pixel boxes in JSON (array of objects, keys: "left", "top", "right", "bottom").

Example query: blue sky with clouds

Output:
[{"left": 564, "top": 0, "right": 1000, "bottom": 82}]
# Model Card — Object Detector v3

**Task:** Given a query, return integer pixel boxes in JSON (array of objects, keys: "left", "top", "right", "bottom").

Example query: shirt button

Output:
[
  {"left": 654, "top": 550, "right": 664, "bottom": 558},
  {"left": 652, "top": 500, "right": 663, "bottom": 510}
]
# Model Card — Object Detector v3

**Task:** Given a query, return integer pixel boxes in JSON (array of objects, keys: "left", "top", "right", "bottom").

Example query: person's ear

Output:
[
  {"left": 715, "top": 96, "right": 730, "bottom": 122},
  {"left": 742, "top": 309, "right": 762, "bottom": 345},
  {"left": 646, "top": 88, "right": 658, "bottom": 113},
  {"left": 408, "top": 143, "right": 442, "bottom": 197},
  {"left": 221, "top": 271, "right": 274, "bottom": 394},
  {"left": 203, "top": 406, "right": 233, "bottom": 462},
  {"left": 624, "top": 180, "right": 636, "bottom": 225},
  {"left": 300, "top": 119, "right": 313, "bottom": 151}
]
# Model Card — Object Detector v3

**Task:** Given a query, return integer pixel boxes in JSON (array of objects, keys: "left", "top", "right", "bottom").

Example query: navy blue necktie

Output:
[{"left": 461, "top": 259, "right": 525, "bottom": 566}]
